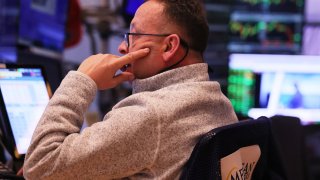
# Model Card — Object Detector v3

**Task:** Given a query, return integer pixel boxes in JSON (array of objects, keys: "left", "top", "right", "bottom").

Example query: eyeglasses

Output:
[
  {"left": 123, "top": 33, "right": 171, "bottom": 48},
  {"left": 122, "top": 33, "right": 190, "bottom": 72}
]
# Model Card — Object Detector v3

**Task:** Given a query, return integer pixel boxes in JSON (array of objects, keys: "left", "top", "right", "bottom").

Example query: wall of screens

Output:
[{"left": 204, "top": 0, "right": 305, "bottom": 95}]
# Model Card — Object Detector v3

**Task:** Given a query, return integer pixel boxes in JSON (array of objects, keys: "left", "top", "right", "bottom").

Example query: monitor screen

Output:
[
  {"left": 228, "top": 54, "right": 320, "bottom": 125},
  {"left": 0, "top": 65, "right": 51, "bottom": 158},
  {"left": 228, "top": 0, "right": 304, "bottom": 54},
  {"left": 0, "top": 0, "right": 19, "bottom": 62},
  {"left": 19, "top": 0, "right": 69, "bottom": 52},
  {"left": 228, "top": 13, "right": 303, "bottom": 54}
]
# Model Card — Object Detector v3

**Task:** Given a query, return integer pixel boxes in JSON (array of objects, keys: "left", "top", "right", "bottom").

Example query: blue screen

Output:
[
  {"left": 19, "top": 0, "right": 69, "bottom": 52},
  {"left": 125, "top": 0, "right": 144, "bottom": 15},
  {"left": 0, "top": 0, "right": 19, "bottom": 62}
]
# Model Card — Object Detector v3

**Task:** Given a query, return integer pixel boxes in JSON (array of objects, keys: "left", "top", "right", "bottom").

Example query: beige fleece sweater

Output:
[{"left": 23, "top": 63, "right": 238, "bottom": 180}]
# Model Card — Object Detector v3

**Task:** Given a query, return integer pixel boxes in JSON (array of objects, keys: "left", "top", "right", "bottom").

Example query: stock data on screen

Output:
[{"left": 228, "top": 0, "right": 304, "bottom": 54}]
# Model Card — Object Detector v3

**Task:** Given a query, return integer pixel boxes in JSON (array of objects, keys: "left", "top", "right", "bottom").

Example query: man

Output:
[{"left": 23, "top": 0, "right": 238, "bottom": 179}]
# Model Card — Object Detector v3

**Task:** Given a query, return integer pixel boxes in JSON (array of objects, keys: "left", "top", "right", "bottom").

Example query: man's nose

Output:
[{"left": 118, "top": 41, "right": 128, "bottom": 55}]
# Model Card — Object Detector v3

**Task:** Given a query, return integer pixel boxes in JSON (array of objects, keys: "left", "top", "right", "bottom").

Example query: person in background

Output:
[
  {"left": 289, "top": 82, "right": 303, "bottom": 108},
  {"left": 23, "top": 0, "right": 238, "bottom": 179}
]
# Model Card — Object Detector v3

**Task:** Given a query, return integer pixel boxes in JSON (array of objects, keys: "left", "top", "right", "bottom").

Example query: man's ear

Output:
[{"left": 162, "top": 34, "right": 180, "bottom": 63}]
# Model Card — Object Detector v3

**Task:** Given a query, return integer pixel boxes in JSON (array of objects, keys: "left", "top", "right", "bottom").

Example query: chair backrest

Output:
[
  {"left": 270, "top": 115, "right": 308, "bottom": 180},
  {"left": 180, "top": 116, "right": 288, "bottom": 180}
]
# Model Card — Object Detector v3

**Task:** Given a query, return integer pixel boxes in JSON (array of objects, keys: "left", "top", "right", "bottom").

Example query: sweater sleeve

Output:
[{"left": 23, "top": 71, "right": 160, "bottom": 180}]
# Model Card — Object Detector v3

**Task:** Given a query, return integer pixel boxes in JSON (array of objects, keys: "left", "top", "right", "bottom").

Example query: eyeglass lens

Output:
[{"left": 124, "top": 33, "right": 129, "bottom": 47}]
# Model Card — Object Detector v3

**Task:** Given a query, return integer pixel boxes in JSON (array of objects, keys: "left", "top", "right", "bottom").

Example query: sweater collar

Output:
[{"left": 132, "top": 63, "right": 209, "bottom": 94}]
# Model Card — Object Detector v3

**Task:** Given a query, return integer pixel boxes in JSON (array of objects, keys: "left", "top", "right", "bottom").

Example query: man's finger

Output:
[
  {"left": 112, "top": 72, "right": 135, "bottom": 86},
  {"left": 100, "top": 72, "right": 134, "bottom": 89},
  {"left": 114, "top": 48, "right": 150, "bottom": 68}
]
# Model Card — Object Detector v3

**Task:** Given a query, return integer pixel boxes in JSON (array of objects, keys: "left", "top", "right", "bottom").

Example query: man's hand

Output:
[
  {"left": 17, "top": 167, "right": 23, "bottom": 176},
  {"left": 78, "top": 48, "right": 150, "bottom": 90}
]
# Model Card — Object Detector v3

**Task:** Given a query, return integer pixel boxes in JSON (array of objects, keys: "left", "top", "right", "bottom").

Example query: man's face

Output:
[{"left": 118, "top": 1, "right": 168, "bottom": 79}]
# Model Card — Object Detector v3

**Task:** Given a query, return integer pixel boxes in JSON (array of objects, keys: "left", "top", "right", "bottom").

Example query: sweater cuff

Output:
[
  {"left": 56, "top": 70, "right": 97, "bottom": 107},
  {"left": 65, "top": 70, "right": 97, "bottom": 90}
]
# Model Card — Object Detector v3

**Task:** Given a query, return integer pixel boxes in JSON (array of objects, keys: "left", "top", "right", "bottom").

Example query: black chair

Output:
[
  {"left": 270, "top": 115, "right": 308, "bottom": 180},
  {"left": 180, "top": 116, "right": 288, "bottom": 180}
]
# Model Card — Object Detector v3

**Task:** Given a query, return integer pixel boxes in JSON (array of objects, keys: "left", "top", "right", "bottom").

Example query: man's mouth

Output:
[{"left": 121, "top": 64, "right": 132, "bottom": 72}]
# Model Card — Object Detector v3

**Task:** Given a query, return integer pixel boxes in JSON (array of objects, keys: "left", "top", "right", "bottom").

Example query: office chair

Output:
[
  {"left": 270, "top": 115, "right": 308, "bottom": 180},
  {"left": 180, "top": 116, "right": 287, "bottom": 180}
]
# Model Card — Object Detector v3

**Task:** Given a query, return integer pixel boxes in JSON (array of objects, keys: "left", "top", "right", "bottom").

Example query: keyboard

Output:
[{"left": 0, "top": 161, "right": 24, "bottom": 180}]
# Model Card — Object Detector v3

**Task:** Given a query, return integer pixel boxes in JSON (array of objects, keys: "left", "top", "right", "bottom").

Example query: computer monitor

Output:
[
  {"left": 18, "top": 0, "right": 69, "bottom": 52},
  {"left": 0, "top": 64, "right": 51, "bottom": 159},
  {"left": 228, "top": 54, "right": 320, "bottom": 125}
]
